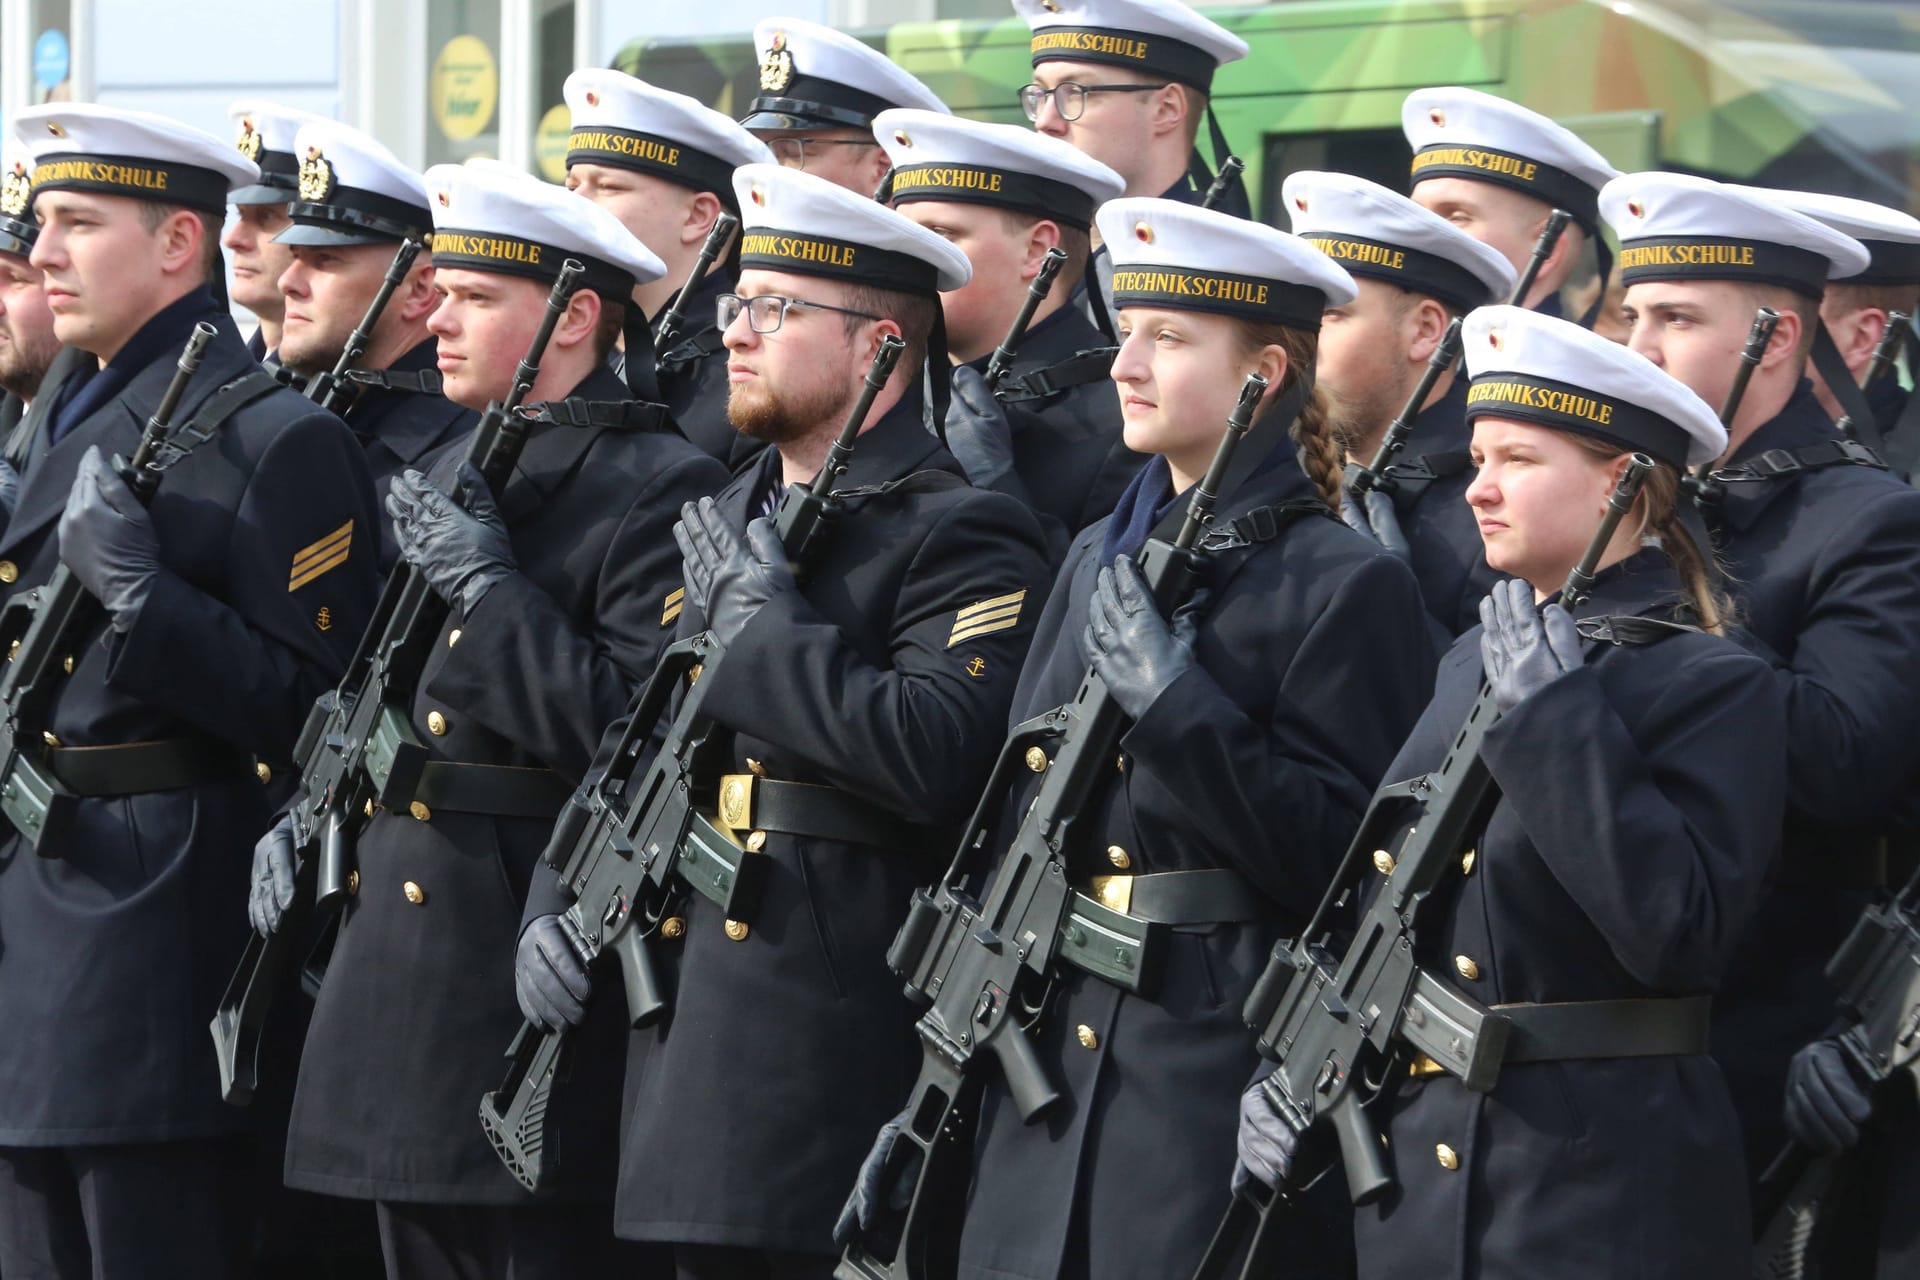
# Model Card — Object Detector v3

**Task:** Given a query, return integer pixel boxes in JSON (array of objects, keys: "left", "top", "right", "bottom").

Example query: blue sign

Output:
[{"left": 33, "top": 30, "right": 69, "bottom": 92}]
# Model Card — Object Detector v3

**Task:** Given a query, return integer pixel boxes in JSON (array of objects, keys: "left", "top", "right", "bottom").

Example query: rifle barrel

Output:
[
  {"left": 508, "top": 259, "right": 586, "bottom": 410},
  {"left": 1200, "top": 156, "right": 1246, "bottom": 212},
  {"left": 984, "top": 247, "right": 1067, "bottom": 391},
  {"left": 657, "top": 212, "right": 739, "bottom": 359},
  {"left": 1560, "top": 453, "right": 1653, "bottom": 608},
  {"left": 129, "top": 321, "right": 218, "bottom": 484},
  {"left": 1352, "top": 317, "right": 1465, "bottom": 494},
  {"left": 1509, "top": 210, "right": 1571, "bottom": 307},
  {"left": 813, "top": 335, "right": 906, "bottom": 500},
  {"left": 1176, "top": 372, "right": 1267, "bottom": 551}
]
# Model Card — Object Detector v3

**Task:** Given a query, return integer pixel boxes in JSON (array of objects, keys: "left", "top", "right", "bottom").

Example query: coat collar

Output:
[
  {"left": 731, "top": 388, "right": 957, "bottom": 521},
  {"left": 346, "top": 338, "right": 474, "bottom": 465},
  {"left": 1707, "top": 378, "right": 1835, "bottom": 533},
  {"left": 492, "top": 363, "right": 635, "bottom": 524}
]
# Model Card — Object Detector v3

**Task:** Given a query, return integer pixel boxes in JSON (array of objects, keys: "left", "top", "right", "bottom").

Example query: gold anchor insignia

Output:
[
  {"left": 237, "top": 118, "right": 263, "bottom": 163},
  {"left": 965, "top": 656, "right": 987, "bottom": 678},
  {"left": 316, "top": 606, "right": 333, "bottom": 631},
  {"left": 760, "top": 30, "right": 795, "bottom": 93},
  {"left": 0, "top": 165, "right": 29, "bottom": 218},
  {"left": 298, "top": 146, "right": 335, "bottom": 202}
]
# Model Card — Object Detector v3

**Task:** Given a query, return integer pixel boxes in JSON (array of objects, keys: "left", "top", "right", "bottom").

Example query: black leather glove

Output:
[
  {"left": 1479, "top": 577, "right": 1581, "bottom": 714},
  {"left": 673, "top": 497, "right": 794, "bottom": 646},
  {"left": 944, "top": 365, "right": 1018, "bottom": 489},
  {"left": 58, "top": 445, "right": 161, "bottom": 632},
  {"left": 387, "top": 461, "right": 516, "bottom": 613},
  {"left": 515, "top": 915, "right": 592, "bottom": 1033},
  {"left": 1784, "top": 1040, "right": 1873, "bottom": 1154},
  {"left": 1339, "top": 485, "right": 1410, "bottom": 561},
  {"left": 0, "top": 458, "right": 19, "bottom": 520},
  {"left": 248, "top": 814, "right": 297, "bottom": 938},
  {"left": 1083, "top": 556, "right": 1200, "bottom": 721},
  {"left": 834, "top": 1107, "right": 917, "bottom": 1250},
  {"left": 1231, "top": 1072, "right": 1298, "bottom": 1196}
]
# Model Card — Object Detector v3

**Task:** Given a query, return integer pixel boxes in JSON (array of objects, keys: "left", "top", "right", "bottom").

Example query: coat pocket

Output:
[{"left": 795, "top": 839, "right": 847, "bottom": 1001}]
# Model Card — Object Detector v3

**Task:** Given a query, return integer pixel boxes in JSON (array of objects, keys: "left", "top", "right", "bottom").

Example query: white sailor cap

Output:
[
  {"left": 0, "top": 139, "right": 37, "bottom": 257},
  {"left": 1402, "top": 87, "right": 1618, "bottom": 235},
  {"left": 1282, "top": 171, "right": 1516, "bottom": 312},
  {"left": 874, "top": 108, "right": 1122, "bottom": 231},
  {"left": 1463, "top": 303, "right": 1724, "bottom": 468},
  {"left": 564, "top": 70, "right": 773, "bottom": 204},
  {"left": 15, "top": 102, "right": 257, "bottom": 216},
  {"left": 732, "top": 161, "right": 969, "bottom": 294},
  {"left": 1097, "top": 197, "right": 1355, "bottom": 328},
  {"left": 1014, "top": 0, "right": 1248, "bottom": 91},
  {"left": 1599, "top": 172, "right": 1870, "bottom": 298},
  {"left": 425, "top": 161, "right": 666, "bottom": 303},
  {"left": 1773, "top": 190, "right": 1920, "bottom": 287},
  {"left": 743, "top": 18, "right": 947, "bottom": 134},
  {"left": 277, "top": 119, "right": 432, "bottom": 249},
  {"left": 227, "top": 101, "right": 334, "bottom": 204}
]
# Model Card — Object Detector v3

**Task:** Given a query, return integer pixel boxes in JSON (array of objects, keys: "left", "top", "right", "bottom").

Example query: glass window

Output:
[{"left": 425, "top": 0, "right": 502, "bottom": 166}]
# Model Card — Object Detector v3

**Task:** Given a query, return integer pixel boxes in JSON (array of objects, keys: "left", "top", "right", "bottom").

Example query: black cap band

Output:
[
  {"left": 1466, "top": 371, "right": 1690, "bottom": 468},
  {"left": 1410, "top": 144, "right": 1600, "bottom": 234},
  {"left": 889, "top": 163, "right": 1096, "bottom": 230},
  {"left": 1617, "top": 235, "right": 1830, "bottom": 299},
  {"left": 1299, "top": 233, "right": 1495, "bottom": 312},
  {"left": 739, "top": 226, "right": 937, "bottom": 295},
  {"left": 566, "top": 128, "right": 737, "bottom": 202},
  {"left": 1110, "top": 266, "right": 1325, "bottom": 329},
  {"left": 289, "top": 184, "right": 432, "bottom": 243},
  {"left": 1029, "top": 27, "right": 1217, "bottom": 90},
  {"left": 432, "top": 226, "right": 635, "bottom": 301},
  {"left": 31, "top": 151, "right": 230, "bottom": 215},
  {"left": 256, "top": 148, "right": 299, "bottom": 190},
  {"left": 0, "top": 216, "right": 33, "bottom": 257},
  {"left": 1841, "top": 238, "right": 1920, "bottom": 287},
  {"left": 743, "top": 75, "right": 895, "bottom": 132}
]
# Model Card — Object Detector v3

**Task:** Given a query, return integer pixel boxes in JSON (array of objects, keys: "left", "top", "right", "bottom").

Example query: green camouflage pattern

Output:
[{"left": 613, "top": 1, "right": 1919, "bottom": 219}]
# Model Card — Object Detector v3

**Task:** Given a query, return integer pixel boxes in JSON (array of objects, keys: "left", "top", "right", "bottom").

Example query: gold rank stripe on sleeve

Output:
[
  {"left": 948, "top": 589, "right": 1027, "bottom": 648},
  {"left": 288, "top": 519, "right": 354, "bottom": 592},
  {"left": 662, "top": 587, "right": 685, "bottom": 627}
]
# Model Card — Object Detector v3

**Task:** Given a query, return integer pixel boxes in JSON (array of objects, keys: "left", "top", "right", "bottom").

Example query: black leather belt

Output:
[
  {"left": 1409, "top": 995, "right": 1711, "bottom": 1077},
  {"left": 1083, "top": 868, "right": 1271, "bottom": 926},
  {"left": 46, "top": 738, "right": 255, "bottom": 796},
  {"left": 1777, "top": 827, "right": 1920, "bottom": 891},
  {"left": 714, "top": 773, "right": 914, "bottom": 848},
  {"left": 411, "top": 762, "right": 570, "bottom": 819}
]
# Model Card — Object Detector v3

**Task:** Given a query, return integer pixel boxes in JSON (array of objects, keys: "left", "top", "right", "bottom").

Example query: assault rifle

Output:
[
  {"left": 654, "top": 212, "right": 739, "bottom": 368},
  {"left": 834, "top": 373, "right": 1270, "bottom": 1280},
  {"left": 1200, "top": 157, "right": 1246, "bottom": 212},
  {"left": 302, "top": 238, "right": 424, "bottom": 413},
  {"left": 1192, "top": 455, "right": 1656, "bottom": 1280},
  {"left": 1834, "top": 310, "right": 1912, "bottom": 443},
  {"left": 0, "top": 322, "right": 218, "bottom": 853},
  {"left": 210, "top": 261, "right": 587, "bottom": 1106},
  {"left": 477, "top": 334, "right": 908, "bottom": 1192},
  {"left": 1687, "top": 308, "right": 1780, "bottom": 501},
  {"left": 982, "top": 248, "right": 1067, "bottom": 391}
]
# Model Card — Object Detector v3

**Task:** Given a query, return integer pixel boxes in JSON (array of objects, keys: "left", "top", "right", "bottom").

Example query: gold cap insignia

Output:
[
  {"left": 436, "top": 188, "right": 450, "bottom": 207},
  {"left": 1133, "top": 220, "right": 1154, "bottom": 244},
  {"left": 1626, "top": 199, "right": 1646, "bottom": 219},
  {"left": 1042, "top": 0, "right": 1062, "bottom": 11},
  {"left": 44, "top": 121, "right": 66, "bottom": 139},
  {"left": 1, "top": 164, "right": 30, "bottom": 218},
  {"left": 1292, "top": 195, "right": 1308, "bottom": 213},
  {"left": 760, "top": 31, "right": 795, "bottom": 94},
  {"left": 298, "top": 146, "right": 335, "bottom": 203},
  {"left": 1487, "top": 326, "right": 1505, "bottom": 351},
  {"left": 1428, "top": 108, "right": 1447, "bottom": 128},
  {"left": 893, "top": 129, "right": 912, "bottom": 148},
  {"left": 749, "top": 181, "right": 768, "bottom": 207},
  {"left": 585, "top": 89, "right": 600, "bottom": 107},
  {"left": 237, "top": 118, "right": 264, "bottom": 163}
]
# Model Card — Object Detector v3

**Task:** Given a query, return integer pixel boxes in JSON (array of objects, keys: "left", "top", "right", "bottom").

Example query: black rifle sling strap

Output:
[
  {"left": 656, "top": 328, "right": 727, "bottom": 379},
  {"left": 1812, "top": 322, "right": 1883, "bottom": 452},
  {"left": 343, "top": 367, "right": 445, "bottom": 396},
  {"left": 147, "top": 370, "right": 282, "bottom": 473},
  {"left": 995, "top": 347, "right": 1119, "bottom": 406},
  {"left": 1706, "top": 439, "right": 1887, "bottom": 489},
  {"left": 1380, "top": 449, "right": 1474, "bottom": 514}
]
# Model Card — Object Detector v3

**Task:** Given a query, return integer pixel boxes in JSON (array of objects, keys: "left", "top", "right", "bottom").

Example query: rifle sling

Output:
[{"left": 994, "top": 347, "right": 1118, "bottom": 405}]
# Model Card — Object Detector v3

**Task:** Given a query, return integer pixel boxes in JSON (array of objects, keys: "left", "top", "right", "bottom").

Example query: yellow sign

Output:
[
  {"left": 535, "top": 104, "right": 570, "bottom": 182},
  {"left": 431, "top": 34, "right": 498, "bottom": 142}
]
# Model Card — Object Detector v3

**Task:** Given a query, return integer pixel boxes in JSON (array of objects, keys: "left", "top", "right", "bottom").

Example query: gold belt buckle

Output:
[
  {"left": 717, "top": 773, "right": 756, "bottom": 832},
  {"left": 1408, "top": 1054, "right": 1446, "bottom": 1080},
  {"left": 1087, "top": 874, "right": 1133, "bottom": 914}
]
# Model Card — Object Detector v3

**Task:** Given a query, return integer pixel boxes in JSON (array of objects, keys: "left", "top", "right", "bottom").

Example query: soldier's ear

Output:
[
  {"left": 1024, "top": 220, "right": 1063, "bottom": 279},
  {"left": 551, "top": 287, "right": 603, "bottom": 351},
  {"left": 396, "top": 263, "right": 440, "bottom": 325},
  {"left": 685, "top": 191, "right": 725, "bottom": 251},
  {"left": 155, "top": 207, "right": 203, "bottom": 279}
]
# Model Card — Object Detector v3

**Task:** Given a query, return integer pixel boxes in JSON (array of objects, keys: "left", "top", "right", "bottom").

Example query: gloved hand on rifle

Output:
[
  {"left": 1339, "top": 484, "right": 1410, "bottom": 561},
  {"left": 388, "top": 461, "right": 516, "bottom": 614},
  {"left": 1083, "top": 557, "right": 1204, "bottom": 721},
  {"left": 1783, "top": 1039, "right": 1873, "bottom": 1154},
  {"left": 1479, "top": 578, "right": 1581, "bottom": 714},
  {"left": 1231, "top": 1070, "right": 1298, "bottom": 1195},
  {"left": 673, "top": 497, "right": 795, "bottom": 647},
  {"left": 515, "top": 915, "right": 592, "bottom": 1033},
  {"left": 834, "top": 1106, "right": 918, "bottom": 1249},
  {"left": 944, "top": 365, "right": 1019, "bottom": 491},
  {"left": 59, "top": 445, "right": 162, "bottom": 632},
  {"left": 248, "top": 814, "right": 297, "bottom": 938}
]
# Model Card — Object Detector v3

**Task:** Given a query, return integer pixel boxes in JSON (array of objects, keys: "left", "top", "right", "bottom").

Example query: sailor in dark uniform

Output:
[
  {"left": 257, "top": 162, "right": 728, "bottom": 1280},
  {"left": 1402, "top": 87, "right": 1619, "bottom": 325},
  {"left": 1239, "top": 303, "right": 1786, "bottom": 1280},
  {"left": 875, "top": 108, "right": 1141, "bottom": 556},
  {"left": 273, "top": 118, "right": 475, "bottom": 570},
  {"left": 517, "top": 162, "right": 1050, "bottom": 1280},
  {"left": 1283, "top": 170, "right": 1517, "bottom": 638},
  {"left": 1603, "top": 171, "right": 1920, "bottom": 1180},
  {"left": 0, "top": 140, "right": 60, "bottom": 493},
  {"left": 562, "top": 68, "right": 774, "bottom": 468},
  {"left": 224, "top": 101, "right": 328, "bottom": 362},
  {"left": 0, "top": 100, "right": 381, "bottom": 1280}
]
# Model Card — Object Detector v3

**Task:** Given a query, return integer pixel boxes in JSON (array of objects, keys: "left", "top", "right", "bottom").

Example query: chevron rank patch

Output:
[
  {"left": 948, "top": 589, "right": 1026, "bottom": 648},
  {"left": 289, "top": 519, "right": 354, "bottom": 592},
  {"left": 663, "top": 587, "right": 685, "bottom": 627}
]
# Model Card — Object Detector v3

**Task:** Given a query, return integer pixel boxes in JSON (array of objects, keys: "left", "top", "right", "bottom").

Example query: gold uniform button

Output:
[
  {"left": 1076, "top": 1024, "right": 1098, "bottom": 1050},
  {"left": 254, "top": 762, "right": 272, "bottom": 784},
  {"left": 1372, "top": 849, "right": 1396, "bottom": 875},
  {"left": 426, "top": 711, "right": 448, "bottom": 736},
  {"left": 61, "top": 655, "right": 73, "bottom": 674},
  {"left": 745, "top": 830, "right": 767, "bottom": 853},
  {"left": 403, "top": 880, "right": 425, "bottom": 905},
  {"left": 1436, "top": 1143, "right": 1460, "bottom": 1171},
  {"left": 447, "top": 628, "right": 462, "bottom": 647},
  {"left": 409, "top": 801, "right": 431, "bottom": 822},
  {"left": 1454, "top": 954, "right": 1481, "bottom": 982},
  {"left": 1106, "top": 845, "right": 1130, "bottom": 870},
  {"left": 1461, "top": 848, "right": 1477, "bottom": 876},
  {"left": 724, "top": 919, "right": 750, "bottom": 942},
  {"left": 1024, "top": 746, "right": 1048, "bottom": 773},
  {"left": 661, "top": 917, "right": 686, "bottom": 939},
  {"left": 0, "top": 561, "right": 17, "bottom": 584},
  {"left": 346, "top": 869, "right": 360, "bottom": 896}
]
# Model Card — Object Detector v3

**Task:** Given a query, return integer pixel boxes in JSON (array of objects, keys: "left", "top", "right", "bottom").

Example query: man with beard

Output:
[
  {"left": 224, "top": 101, "right": 330, "bottom": 362},
  {"left": 0, "top": 141, "right": 62, "bottom": 505},
  {"left": 513, "top": 163, "right": 1051, "bottom": 1279},
  {"left": 1283, "top": 170, "right": 1516, "bottom": 637},
  {"left": 275, "top": 119, "right": 474, "bottom": 568}
]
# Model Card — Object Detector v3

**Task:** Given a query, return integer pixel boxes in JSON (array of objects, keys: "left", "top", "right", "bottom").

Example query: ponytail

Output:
[{"left": 1236, "top": 320, "right": 1343, "bottom": 513}]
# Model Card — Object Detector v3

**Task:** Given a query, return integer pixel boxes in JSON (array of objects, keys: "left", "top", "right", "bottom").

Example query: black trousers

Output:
[
  {"left": 375, "top": 1200, "right": 665, "bottom": 1280},
  {"left": 673, "top": 1244, "right": 838, "bottom": 1280},
  {"left": 0, "top": 1138, "right": 253, "bottom": 1280}
]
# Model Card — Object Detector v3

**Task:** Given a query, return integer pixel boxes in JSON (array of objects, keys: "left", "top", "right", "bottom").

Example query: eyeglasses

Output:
[
  {"left": 717, "top": 292, "right": 884, "bottom": 335},
  {"left": 1019, "top": 81, "right": 1171, "bottom": 123},
  {"left": 766, "top": 136, "right": 880, "bottom": 171}
]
